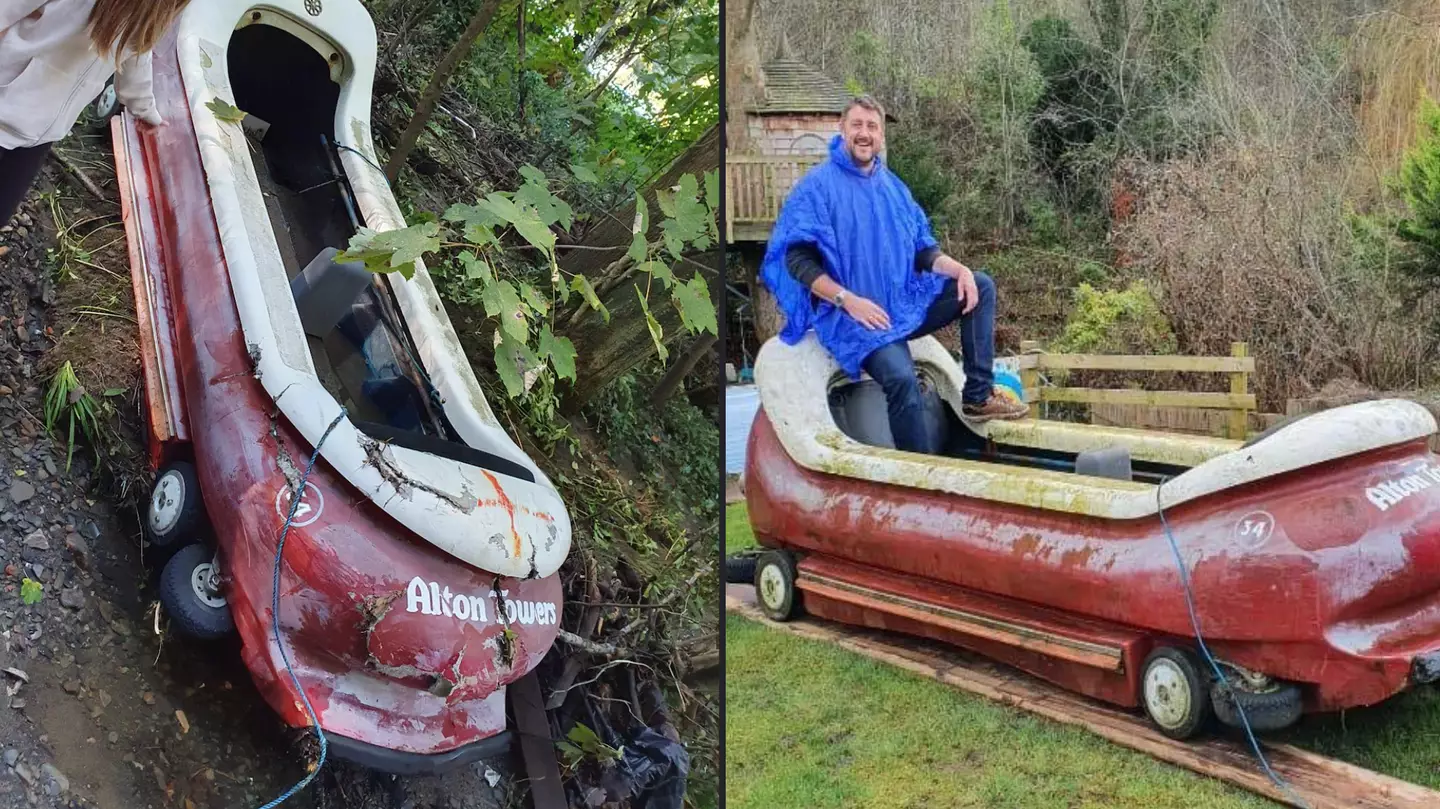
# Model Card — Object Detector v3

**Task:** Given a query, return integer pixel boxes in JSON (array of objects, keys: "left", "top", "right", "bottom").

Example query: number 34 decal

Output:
[{"left": 1234, "top": 511, "right": 1275, "bottom": 548}]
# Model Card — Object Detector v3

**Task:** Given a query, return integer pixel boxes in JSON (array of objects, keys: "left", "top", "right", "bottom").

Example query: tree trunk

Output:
[
  {"left": 650, "top": 333, "right": 717, "bottom": 406},
  {"left": 564, "top": 249, "right": 721, "bottom": 406},
  {"left": 516, "top": 0, "right": 527, "bottom": 121},
  {"left": 384, "top": 0, "right": 503, "bottom": 185},
  {"left": 557, "top": 126, "right": 720, "bottom": 405},
  {"left": 741, "top": 244, "right": 783, "bottom": 344},
  {"left": 562, "top": 125, "right": 720, "bottom": 277},
  {"left": 723, "top": 0, "right": 763, "bottom": 153}
]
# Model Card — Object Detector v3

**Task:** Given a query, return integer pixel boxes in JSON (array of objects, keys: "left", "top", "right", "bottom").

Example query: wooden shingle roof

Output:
[{"left": 754, "top": 57, "right": 852, "bottom": 115}]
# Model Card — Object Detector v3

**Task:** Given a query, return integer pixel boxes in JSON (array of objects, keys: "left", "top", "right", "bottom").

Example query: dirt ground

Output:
[{"left": 0, "top": 149, "right": 514, "bottom": 807}]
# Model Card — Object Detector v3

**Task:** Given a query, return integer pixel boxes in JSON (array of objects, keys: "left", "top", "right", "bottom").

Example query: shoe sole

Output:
[{"left": 961, "top": 409, "right": 1029, "bottom": 423}]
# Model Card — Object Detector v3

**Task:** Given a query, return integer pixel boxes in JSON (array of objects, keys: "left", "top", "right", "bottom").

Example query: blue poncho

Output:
[{"left": 760, "top": 134, "right": 946, "bottom": 378}]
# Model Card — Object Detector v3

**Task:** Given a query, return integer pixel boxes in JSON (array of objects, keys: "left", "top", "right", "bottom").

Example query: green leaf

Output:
[
  {"left": 518, "top": 164, "right": 548, "bottom": 185},
  {"left": 20, "top": 578, "right": 42, "bottom": 605},
  {"left": 481, "top": 280, "right": 528, "bottom": 341},
  {"left": 662, "top": 228, "right": 685, "bottom": 259},
  {"left": 337, "top": 222, "right": 442, "bottom": 280},
  {"left": 704, "top": 169, "right": 719, "bottom": 211},
  {"left": 570, "top": 163, "right": 600, "bottom": 184},
  {"left": 101, "top": 388, "right": 126, "bottom": 397},
  {"left": 655, "top": 188, "right": 677, "bottom": 218},
  {"left": 638, "top": 260, "right": 673, "bottom": 288},
  {"left": 513, "top": 214, "right": 557, "bottom": 256},
  {"left": 672, "top": 274, "right": 718, "bottom": 335},
  {"left": 515, "top": 182, "right": 573, "bottom": 230},
  {"left": 634, "top": 196, "right": 649, "bottom": 235},
  {"left": 677, "top": 173, "right": 700, "bottom": 202},
  {"left": 627, "top": 232, "right": 648, "bottom": 263},
  {"left": 205, "top": 98, "right": 247, "bottom": 124},
  {"left": 458, "top": 251, "right": 493, "bottom": 283},
  {"left": 200, "top": 51, "right": 213, "bottom": 70},
  {"left": 570, "top": 275, "right": 609, "bottom": 322},
  {"left": 637, "top": 288, "right": 668, "bottom": 362},
  {"left": 538, "top": 327, "right": 577, "bottom": 381},
  {"left": 493, "top": 333, "right": 539, "bottom": 399},
  {"left": 518, "top": 282, "right": 549, "bottom": 315}
]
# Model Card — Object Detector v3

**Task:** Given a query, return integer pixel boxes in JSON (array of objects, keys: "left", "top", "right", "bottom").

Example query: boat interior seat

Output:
[
  {"left": 290, "top": 247, "right": 373, "bottom": 338},
  {"left": 1075, "top": 446, "right": 1133, "bottom": 482},
  {"left": 829, "top": 377, "right": 949, "bottom": 453}
]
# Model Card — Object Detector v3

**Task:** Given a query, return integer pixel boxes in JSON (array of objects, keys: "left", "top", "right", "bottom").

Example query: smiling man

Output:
[{"left": 760, "top": 95, "right": 1027, "bottom": 455}]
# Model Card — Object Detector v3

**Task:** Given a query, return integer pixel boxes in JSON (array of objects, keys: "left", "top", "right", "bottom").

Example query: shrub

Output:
[{"left": 1052, "top": 281, "right": 1177, "bottom": 356}]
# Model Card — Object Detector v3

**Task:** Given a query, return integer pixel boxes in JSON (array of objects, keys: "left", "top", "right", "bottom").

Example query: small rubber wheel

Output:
[
  {"left": 94, "top": 82, "right": 120, "bottom": 121},
  {"left": 725, "top": 553, "right": 758, "bottom": 584},
  {"left": 148, "top": 461, "right": 206, "bottom": 551},
  {"left": 753, "top": 550, "right": 801, "bottom": 622},
  {"left": 1141, "top": 647, "right": 1212, "bottom": 740},
  {"left": 160, "top": 543, "right": 235, "bottom": 639},
  {"left": 1212, "top": 680, "right": 1303, "bottom": 733}
]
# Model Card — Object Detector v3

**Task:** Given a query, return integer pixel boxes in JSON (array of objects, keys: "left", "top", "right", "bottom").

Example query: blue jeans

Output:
[{"left": 860, "top": 272, "right": 996, "bottom": 454}]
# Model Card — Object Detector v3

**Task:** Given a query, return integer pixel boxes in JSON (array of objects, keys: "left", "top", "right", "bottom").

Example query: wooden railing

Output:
[
  {"left": 1013, "top": 341, "right": 1256, "bottom": 440},
  {"left": 725, "top": 154, "right": 823, "bottom": 241}
]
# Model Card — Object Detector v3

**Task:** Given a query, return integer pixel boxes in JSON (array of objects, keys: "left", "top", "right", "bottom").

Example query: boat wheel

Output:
[
  {"left": 1141, "top": 647, "right": 1212, "bottom": 740},
  {"left": 147, "top": 461, "right": 207, "bottom": 557},
  {"left": 754, "top": 550, "right": 801, "bottom": 622},
  {"left": 159, "top": 543, "right": 235, "bottom": 640}
]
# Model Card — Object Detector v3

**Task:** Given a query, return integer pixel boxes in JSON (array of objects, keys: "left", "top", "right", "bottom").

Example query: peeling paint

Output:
[
  {"left": 269, "top": 411, "right": 303, "bottom": 494},
  {"left": 359, "top": 435, "right": 476, "bottom": 511}
]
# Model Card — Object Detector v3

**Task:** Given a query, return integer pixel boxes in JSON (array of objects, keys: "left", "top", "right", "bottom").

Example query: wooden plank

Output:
[
  {"left": 1229, "top": 342, "right": 1250, "bottom": 441},
  {"left": 726, "top": 585, "right": 1440, "bottom": 809},
  {"left": 508, "top": 671, "right": 567, "bottom": 809},
  {"left": 1018, "top": 341, "right": 1040, "bottom": 404},
  {"left": 1040, "top": 388, "right": 1257, "bottom": 410},
  {"left": 1032, "top": 354, "right": 1255, "bottom": 373},
  {"left": 725, "top": 154, "right": 827, "bottom": 165}
]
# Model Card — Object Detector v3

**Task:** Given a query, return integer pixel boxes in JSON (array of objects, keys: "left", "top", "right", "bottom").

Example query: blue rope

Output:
[
  {"left": 1155, "top": 482, "right": 1312, "bottom": 809},
  {"left": 256, "top": 408, "right": 348, "bottom": 809}
]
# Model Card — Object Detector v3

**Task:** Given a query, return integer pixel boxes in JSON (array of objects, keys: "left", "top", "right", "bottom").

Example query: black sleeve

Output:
[
  {"left": 915, "top": 245, "right": 942, "bottom": 272},
  {"left": 785, "top": 242, "right": 826, "bottom": 289}
]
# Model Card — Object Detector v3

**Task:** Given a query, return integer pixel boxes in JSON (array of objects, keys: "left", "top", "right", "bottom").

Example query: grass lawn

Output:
[
  {"left": 726, "top": 501, "right": 759, "bottom": 554},
  {"left": 725, "top": 502, "right": 1440, "bottom": 806}
]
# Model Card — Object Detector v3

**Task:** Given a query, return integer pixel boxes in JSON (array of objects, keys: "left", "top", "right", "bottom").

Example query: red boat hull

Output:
[
  {"left": 115, "top": 32, "right": 560, "bottom": 765},
  {"left": 746, "top": 408, "right": 1440, "bottom": 713}
]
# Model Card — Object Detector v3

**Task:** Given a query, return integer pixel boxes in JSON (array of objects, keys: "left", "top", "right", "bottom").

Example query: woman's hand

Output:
[{"left": 132, "top": 107, "right": 165, "bottom": 127}]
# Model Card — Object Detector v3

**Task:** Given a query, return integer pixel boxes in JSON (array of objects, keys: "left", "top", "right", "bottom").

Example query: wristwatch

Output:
[{"left": 834, "top": 289, "right": 849, "bottom": 307}]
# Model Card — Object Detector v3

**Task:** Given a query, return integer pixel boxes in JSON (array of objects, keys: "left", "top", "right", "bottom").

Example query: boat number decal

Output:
[
  {"left": 1365, "top": 464, "right": 1440, "bottom": 511},
  {"left": 304, "top": 0, "right": 322, "bottom": 16},
  {"left": 274, "top": 482, "right": 324, "bottom": 528},
  {"left": 1233, "top": 511, "right": 1274, "bottom": 549},
  {"left": 404, "top": 578, "right": 558, "bottom": 626}
]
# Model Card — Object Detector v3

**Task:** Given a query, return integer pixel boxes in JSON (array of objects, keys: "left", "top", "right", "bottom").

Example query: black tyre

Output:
[
  {"left": 1140, "top": 647, "right": 1213, "bottom": 740},
  {"left": 94, "top": 82, "right": 120, "bottom": 120},
  {"left": 725, "top": 553, "right": 759, "bottom": 584},
  {"left": 1211, "top": 680, "right": 1303, "bottom": 733},
  {"left": 753, "top": 550, "right": 801, "bottom": 622},
  {"left": 147, "top": 461, "right": 206, "bottom": 552},
  {"left": 160, "top": 543, "right": 235, "bottom": 640}
]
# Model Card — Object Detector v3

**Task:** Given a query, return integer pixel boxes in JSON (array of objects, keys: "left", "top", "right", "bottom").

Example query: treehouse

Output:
[{"left": 724, "top": 42, "right": 893, "bottom": 243}]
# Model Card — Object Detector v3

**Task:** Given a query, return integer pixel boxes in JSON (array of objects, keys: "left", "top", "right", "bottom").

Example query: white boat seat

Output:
[{"left": 290, "top": 247, "right": 372, "bottom": 338}]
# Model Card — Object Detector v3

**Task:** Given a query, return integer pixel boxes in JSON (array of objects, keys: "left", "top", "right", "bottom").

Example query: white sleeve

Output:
[
  {"left": 0, "top": 0, "right": 49, "bottom": 34},
  {"left": 114, "top": 50, "right": 163, "bottom": 125}
]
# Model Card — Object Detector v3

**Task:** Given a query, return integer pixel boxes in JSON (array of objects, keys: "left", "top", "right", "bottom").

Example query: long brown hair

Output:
[{"left": 87, "top": 0, "right": 192, "bottom": 59}]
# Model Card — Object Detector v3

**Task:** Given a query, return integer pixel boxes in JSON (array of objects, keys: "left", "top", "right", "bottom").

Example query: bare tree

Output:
[{"left": 385, "top": 0, "right": 505, "bottom": 185}]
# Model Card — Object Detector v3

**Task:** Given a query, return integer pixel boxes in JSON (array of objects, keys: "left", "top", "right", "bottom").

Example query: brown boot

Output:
[{"left": 961, "top": 392, "right": 1029, "bottom": 423}]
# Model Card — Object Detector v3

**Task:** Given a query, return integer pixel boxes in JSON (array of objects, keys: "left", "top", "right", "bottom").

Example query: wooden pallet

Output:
[{"left": 726, "top": 584, "right": 1440, "bottom": 809}]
